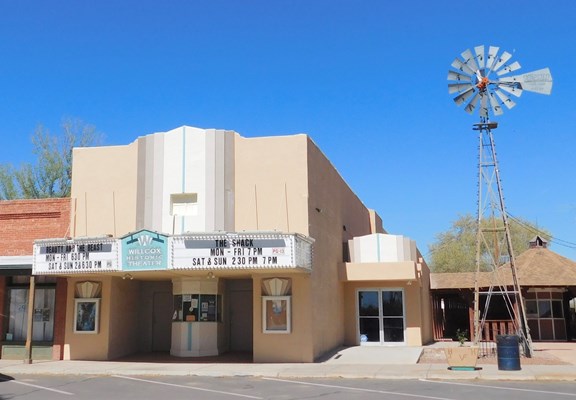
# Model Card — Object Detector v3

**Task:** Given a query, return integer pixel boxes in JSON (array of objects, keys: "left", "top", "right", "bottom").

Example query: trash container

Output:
[{"left": 496, "top": 334, "right": 521, "bottom": 371}]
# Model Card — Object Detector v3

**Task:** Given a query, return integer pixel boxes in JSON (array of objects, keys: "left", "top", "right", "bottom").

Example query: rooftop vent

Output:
[{"left": 529, "top": 235, "right": 548, "bottom": 249}]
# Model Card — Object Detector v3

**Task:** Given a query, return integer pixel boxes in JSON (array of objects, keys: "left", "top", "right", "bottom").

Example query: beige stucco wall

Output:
[
  {"left": 404, "top": 281, "right": 424, "bottom": 345},
  {"left": 341, "top": 262, "right": 417, "bottom": 281},
  {"left": 234, "top": 135, "right": 314, "bottom": 362},
  {"left": 369, "top": 210, "right": 385, "bottom": 234},
  {"left": 306, "top": 138, "right": 376, "bottom": 360},
  {"left": 252, "top": 274, "right": 313, "bottom": 362},
  {"left": 234, "top": 134, "right": 380, "bottom": 361},
  {"left": 235, "top": 134, "right": 389, "bottom": 361},
  {"left": 107, "top": 277, "right": 141, "bottom": 359},
  {"left": 418, "top": 257, "right": 434, "bottom": 344},
  {"left": 234, "top": 134, "right": 310, "bottom": 234},
  {"left": 64, "top": 276, "right": 111, "bottom": 360},
  {"left": 64, "top": 277, "right": 160, "bottom": 360},
  {"left": 71, "top": 144, "right": 139, "bottom": 238}
]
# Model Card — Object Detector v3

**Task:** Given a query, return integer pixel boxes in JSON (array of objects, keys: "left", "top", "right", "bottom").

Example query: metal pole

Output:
[
  {"left": 24, "top": 275, "right": 36, "bottom": 364},
  {"left": 473, "top": 124, "right": 483, "bottom": 345},
  {"left": 487, "top": 130, "right": 533, "bottom": 357}
]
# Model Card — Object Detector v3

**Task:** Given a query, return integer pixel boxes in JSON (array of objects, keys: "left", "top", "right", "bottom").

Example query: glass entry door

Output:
[
  {"left": 8, "top": 288, "right": 55, "bottom": 342},
  {"left": 358, "top": 289, "right": 405, "bottom": 345}
]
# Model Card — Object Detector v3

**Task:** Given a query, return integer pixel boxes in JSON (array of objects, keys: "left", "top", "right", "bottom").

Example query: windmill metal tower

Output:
[{"left": 447, "top": 45, "right": 553, "bottom": 357}]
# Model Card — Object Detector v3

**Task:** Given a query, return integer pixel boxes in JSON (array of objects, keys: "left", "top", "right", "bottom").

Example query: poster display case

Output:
[
  {"left": 173, "top": 294, "right": 221, "bottom": 322},
  {"left": 74, "top": 298, "right": 100, "bottom": 334},
  {"left": 262, "top": 296, "right": 291, "bottom": 333}
]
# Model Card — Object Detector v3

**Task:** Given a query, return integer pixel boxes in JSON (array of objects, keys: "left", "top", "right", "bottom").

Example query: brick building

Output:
[{"left": 0, "top": 198, "right": 71, "bottom": 360}]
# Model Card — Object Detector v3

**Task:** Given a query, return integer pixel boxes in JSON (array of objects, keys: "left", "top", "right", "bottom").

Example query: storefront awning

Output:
[{"left": 0, "top": 256, "right": 32, "bottom": 275}]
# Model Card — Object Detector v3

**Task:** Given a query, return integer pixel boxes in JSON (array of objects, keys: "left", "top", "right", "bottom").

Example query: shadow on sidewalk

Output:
[
  {"left": 0, "top": 373, "right": 15, "bottom": 382},
  {"left": 114, "top": 351, "right": 253, "bottom": 364}
]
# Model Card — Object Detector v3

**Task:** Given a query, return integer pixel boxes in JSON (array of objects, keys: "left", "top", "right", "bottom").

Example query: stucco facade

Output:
[{"left": 29, "top": 126, "right": 432, "bottom": 362}]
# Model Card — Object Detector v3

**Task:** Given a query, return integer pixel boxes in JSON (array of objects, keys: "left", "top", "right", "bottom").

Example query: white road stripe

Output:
[
  {"left": 419, "top": 379, "right": 576, "bottom": 397},
  {"left": 2, "top": 379, "right": 74, "bottom": 395},
  {"left": 263, "top": 377, "right": 456, "bottom": 400},
  {"left": 112, "top": 375, "right": 262, "bottom": 399}
]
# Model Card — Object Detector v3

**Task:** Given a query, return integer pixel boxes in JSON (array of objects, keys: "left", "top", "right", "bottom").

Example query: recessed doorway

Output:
[{"left": 227, "top": 279, "right": 253, "bottom": 353}]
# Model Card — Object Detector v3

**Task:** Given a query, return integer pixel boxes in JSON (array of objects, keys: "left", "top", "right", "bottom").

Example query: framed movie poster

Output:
[
  {"left": 74, "top": 298, "right": 100, "bottom": 334},
  {"left": 262, "top": 296, "right": 291, "bottom": 334}
]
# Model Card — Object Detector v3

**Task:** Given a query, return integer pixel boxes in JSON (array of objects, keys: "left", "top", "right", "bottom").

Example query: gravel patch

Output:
[{"left": 417, "top": 347, "right": 570, "bottom": 365}]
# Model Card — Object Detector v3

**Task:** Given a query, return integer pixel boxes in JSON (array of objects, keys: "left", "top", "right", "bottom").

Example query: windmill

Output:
[{"left": 447, "top": 45, "right": 553, "bottom": 357}]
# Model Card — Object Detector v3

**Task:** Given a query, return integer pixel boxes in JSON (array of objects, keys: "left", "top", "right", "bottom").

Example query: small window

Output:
[
  {"left": 171, "top": 193, "right": 198, "bottom": 216},
  {"left": 526, "top": 300, "right": 538, "bottom": 317},
  {"left": 552, "top": 300, "right": 564, "bottom": 318},
  {"left": 538, "top": 300, "right": 552, "bottom": 318}
]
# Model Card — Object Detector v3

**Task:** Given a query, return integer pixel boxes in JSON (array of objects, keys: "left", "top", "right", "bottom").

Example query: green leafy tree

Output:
[
  {"left": 429, "top": 214, "right": 551, "bottom": 273},
  {"left": 0, "top": 118, "right": 102, "bottom": 199}
]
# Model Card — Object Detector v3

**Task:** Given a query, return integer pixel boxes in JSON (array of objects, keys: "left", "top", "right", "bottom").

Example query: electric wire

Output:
[{"left": 506, "top": 211, "right": 576, "bottom": 249}]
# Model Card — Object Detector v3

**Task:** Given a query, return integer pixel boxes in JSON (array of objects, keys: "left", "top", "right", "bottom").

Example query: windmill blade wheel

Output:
[{"left": 447, "top": 45, "right": 553, "bottom": 119}]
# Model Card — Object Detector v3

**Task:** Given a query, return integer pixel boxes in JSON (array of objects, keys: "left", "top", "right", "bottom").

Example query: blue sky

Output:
[{"left": 1, "top": 1, "right": 575, "bottom": 261}]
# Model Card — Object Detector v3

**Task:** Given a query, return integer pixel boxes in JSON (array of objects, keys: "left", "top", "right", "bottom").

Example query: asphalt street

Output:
[{"left": 2, "top": 375, "right": 576, "bottom": 400}]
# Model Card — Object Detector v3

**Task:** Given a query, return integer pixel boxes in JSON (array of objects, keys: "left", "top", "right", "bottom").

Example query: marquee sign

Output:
[
  {"left": 32, "top": 231, "right": 313, "bottom": 274},
  {"left": 171, "top": 233, "right": 313, "bottom": 270},
  {"left": 33, "top": 237, "right": 120, "bottom": 275},
  {"left": 121, "top": 230, "right": 169, "bottom": 271}
]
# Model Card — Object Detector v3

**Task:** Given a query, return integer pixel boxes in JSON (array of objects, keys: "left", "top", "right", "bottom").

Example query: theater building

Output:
[{"left": 29, "top": 126, "right": 432, "bottom": 362}]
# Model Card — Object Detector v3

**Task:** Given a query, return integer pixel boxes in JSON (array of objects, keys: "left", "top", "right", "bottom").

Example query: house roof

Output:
[
  {"left": 430, "top": 271, "right": 477, "bottom": 289},
  {"left": 431, "top": 247, "right": 576, "bottom": 289}
]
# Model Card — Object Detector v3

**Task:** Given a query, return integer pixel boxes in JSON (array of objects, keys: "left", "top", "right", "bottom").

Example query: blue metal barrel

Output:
[{"left": 496, "top": 335, "right": 521, "bottom": 371}]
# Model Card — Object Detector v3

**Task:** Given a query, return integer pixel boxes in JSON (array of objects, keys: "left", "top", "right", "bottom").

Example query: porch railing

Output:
[
  {"left": 476, "top": 319, "right": 517, "bottom": 358},
  {"left": 476, "top": 319, "right": 516, "bottom": 342}
]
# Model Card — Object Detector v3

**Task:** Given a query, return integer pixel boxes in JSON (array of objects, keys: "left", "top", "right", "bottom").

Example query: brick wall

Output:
[
  {"left": 0, "top": 199, "right": 71, "bottom": 360},
  {"left": 0, "top": 198, "right": 71, "bottom": 256}
]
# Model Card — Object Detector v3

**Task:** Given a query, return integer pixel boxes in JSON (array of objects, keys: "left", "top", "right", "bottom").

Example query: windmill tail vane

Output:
[{"left": 447, "top": 45, "right": 553, "bottom": 119}]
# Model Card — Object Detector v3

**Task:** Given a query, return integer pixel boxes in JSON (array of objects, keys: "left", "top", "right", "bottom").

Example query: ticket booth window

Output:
[{"left": 173, "top": 294, "right": 221, "bottom": 322}]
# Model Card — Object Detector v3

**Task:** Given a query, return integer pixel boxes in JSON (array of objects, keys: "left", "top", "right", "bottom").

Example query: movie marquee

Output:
[
  {"left": 33, "top": 231, "right": 313, "bottom": 274},
  {"left": 33, "top": 237, "right": 120, "bottom": 274},
  {"left": 171, "top": 233, "right": 313, "bottom": 270}
]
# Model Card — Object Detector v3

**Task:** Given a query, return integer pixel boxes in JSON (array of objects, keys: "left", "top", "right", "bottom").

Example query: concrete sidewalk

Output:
[{"left": 0, "top": 343, "right": 574, "bottom": 381}]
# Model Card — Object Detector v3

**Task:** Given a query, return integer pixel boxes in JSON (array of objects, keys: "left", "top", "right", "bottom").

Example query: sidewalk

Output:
[{"left": 0, "top": 343, "right": 574, "bottom": 381}]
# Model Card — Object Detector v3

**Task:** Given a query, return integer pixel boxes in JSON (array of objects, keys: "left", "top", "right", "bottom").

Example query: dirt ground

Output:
[{"left": 417, "top": 347, "right": 570, "bottom": 365}]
